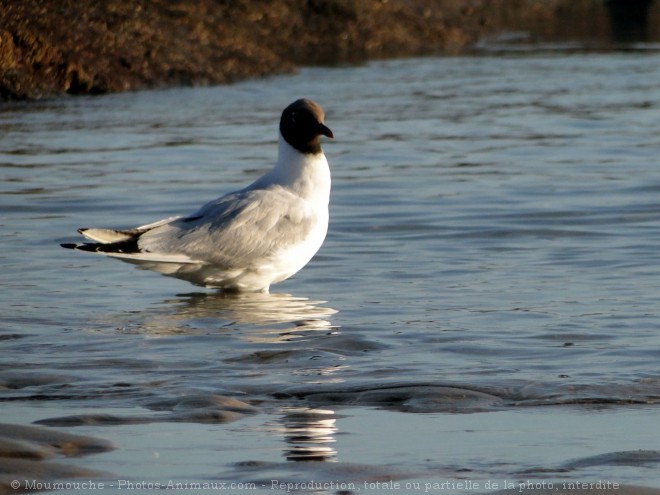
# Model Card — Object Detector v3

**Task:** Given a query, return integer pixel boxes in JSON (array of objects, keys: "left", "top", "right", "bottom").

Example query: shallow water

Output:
[{"left": 2, "top": 51, "right": 660, "bottom": 493}]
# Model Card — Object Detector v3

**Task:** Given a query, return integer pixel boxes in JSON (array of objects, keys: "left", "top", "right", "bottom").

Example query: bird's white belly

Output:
[
  {"left": 200, "top": 209, "right": 328, "bottom": 292},
  {"left": 268, "top": 211, "right": 328, "bottom": 284}
]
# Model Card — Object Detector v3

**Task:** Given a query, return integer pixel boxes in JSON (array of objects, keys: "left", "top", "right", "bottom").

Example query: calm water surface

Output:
[{"left": 2, "top": 52, "right": 660, "bottom": 493}]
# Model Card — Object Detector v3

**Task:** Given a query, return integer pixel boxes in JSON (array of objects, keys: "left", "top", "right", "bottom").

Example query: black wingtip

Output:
[
  {"left": 61, "top": 242, "right": 98, "bottom": 252},
  {"left": 60, "top": 238, "right": 140, "bottom": 254}
]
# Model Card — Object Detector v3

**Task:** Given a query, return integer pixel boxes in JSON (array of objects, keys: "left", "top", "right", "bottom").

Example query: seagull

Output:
[{"left": 61, "top": 98, "right": 333, "bottom": 292}]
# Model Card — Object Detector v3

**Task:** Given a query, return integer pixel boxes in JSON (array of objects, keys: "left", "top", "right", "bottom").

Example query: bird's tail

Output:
[{"left": 60, "top": 227, "right": 141, "bottom": 254}]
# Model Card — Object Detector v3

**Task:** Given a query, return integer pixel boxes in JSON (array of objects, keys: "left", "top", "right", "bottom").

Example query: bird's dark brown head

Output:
[{"left": 280, "top": 98, "right": 333, "bottom": 155}]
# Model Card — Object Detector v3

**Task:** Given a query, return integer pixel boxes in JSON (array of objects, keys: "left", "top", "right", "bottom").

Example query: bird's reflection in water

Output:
[
  {"left": 176, "top": 291, "right": 336, "bottom": 326},
  {"left": 275, "top": 407, "right": 338, "bottom": 462},
  {"left": 126, "top": 291, "right": 338, "bottom": 343}
]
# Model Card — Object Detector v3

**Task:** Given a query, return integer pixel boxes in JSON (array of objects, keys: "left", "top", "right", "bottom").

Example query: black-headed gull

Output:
[{"left": 62, "top": 98, "right": 333, "bottom": 292}]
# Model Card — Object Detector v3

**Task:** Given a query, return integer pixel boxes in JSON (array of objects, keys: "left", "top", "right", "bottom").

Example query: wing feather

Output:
[{"left": 138, "top": 186, "right": 317, "bottom": 268}]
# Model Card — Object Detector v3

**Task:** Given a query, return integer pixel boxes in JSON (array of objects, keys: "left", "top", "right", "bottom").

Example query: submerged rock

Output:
[
  {"left": 0, "top": 422, "right": 114, "bottom": 455},
  {"left": 33, "top": 394, "right": 259, "bottom": 427},
  {"left": 280, "top": 382, "right": 507, "bottom": 413},
  {"left": 0, "top": 423, "right": 113, "bottom": 494}
]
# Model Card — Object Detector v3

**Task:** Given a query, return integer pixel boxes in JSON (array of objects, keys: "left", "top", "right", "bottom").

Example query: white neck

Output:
[{"left": 255, "top": 134, "right": 331, "bottom": 204}]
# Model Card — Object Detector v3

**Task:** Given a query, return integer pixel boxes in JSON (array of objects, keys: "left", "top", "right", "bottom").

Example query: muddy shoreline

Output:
[{"left": 1, "top": 0, "right": 658, "bottom": 100}]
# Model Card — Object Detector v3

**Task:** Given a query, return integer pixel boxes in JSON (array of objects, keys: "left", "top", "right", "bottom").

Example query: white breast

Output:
[{"left": 227, "top": 135, "right": 331, "bottom": 290}]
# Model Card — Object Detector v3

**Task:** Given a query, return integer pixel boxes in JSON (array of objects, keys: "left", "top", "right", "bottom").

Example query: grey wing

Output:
[{"left": 137, "top": 186, "right": 317, "bottom": 268}]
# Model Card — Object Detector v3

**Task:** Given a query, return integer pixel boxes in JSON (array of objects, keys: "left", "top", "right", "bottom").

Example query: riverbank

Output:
[{"left": 1, "top": 0, "right": 658, "bottom": 100}]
